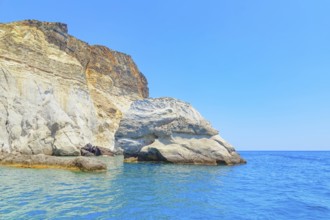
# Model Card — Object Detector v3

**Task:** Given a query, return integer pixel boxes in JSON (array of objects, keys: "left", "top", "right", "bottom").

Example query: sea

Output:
[{"left": 0, "top": 151, "right": 329, "bottom": 220}]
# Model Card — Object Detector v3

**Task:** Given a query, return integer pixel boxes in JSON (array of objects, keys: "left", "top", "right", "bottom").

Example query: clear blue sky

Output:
[{"left": 1, "top": 0, "right": 329, "bottom": 150}]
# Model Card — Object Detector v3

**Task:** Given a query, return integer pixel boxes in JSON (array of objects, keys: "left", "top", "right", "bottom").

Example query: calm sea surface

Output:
[{"left": 0, "top": 151, "right": 329, "bottom": 220}]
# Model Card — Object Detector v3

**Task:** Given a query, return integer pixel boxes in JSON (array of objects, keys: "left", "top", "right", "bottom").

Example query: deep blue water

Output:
[{"left": 0, "top": 151, "right": 330, "bottom": 220}]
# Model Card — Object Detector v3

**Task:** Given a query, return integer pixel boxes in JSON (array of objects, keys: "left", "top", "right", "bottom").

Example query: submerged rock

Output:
[
  {"left": 0, "top": 153, "right": 107, "bottom": 172},
  {"left": 115, "top": 98, "right": 246, "bottom": 165}
]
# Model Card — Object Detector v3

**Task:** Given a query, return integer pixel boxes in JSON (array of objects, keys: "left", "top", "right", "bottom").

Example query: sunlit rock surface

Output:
[
  {"left": 0, "top": 20, "right": 245, "bottom": 166},
  {"left": 0, "top": 20, "right": 148, "bottom": 156},
  {"left": 115, "top": 98, "right": 246, "bottom": 165},
  {"left": 0, "top": 153, "right": 107, "bottom": 172}
]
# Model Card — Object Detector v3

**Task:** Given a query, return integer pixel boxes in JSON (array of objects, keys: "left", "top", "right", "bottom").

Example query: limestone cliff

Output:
[{"left": 0, "top": 20, "right": 148, "bottom": 155}]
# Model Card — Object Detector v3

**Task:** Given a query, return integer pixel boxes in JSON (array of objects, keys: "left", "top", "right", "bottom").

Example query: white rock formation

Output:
[{"left": 115, "top": 98, "right": 245, "bottom": 165}]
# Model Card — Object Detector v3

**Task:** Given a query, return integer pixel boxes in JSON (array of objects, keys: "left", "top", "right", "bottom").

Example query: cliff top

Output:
[
  {"left": 2, "top": 19, "right": 68, "bottom": 34},
  {"left": 0, "top": 19, "right": 134, "bottom": 58}
]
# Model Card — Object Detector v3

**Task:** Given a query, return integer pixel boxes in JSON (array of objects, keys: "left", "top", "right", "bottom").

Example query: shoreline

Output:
[{"left": 0, "top": 153, "right": 107, "bottom": 172}]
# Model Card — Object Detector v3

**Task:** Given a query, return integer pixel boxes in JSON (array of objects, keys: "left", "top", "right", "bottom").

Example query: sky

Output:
[{"left": 0, "top": 0, "right": 329, "bottom": 150}]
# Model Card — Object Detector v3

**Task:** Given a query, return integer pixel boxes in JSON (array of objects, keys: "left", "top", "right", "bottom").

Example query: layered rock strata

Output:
[
  {"left": 115, "top": 98, "right": 245, "bottom": 165},
  {"left": 0, "top": 20, "right": 148, "bottom": 156},
  {"left": 0, "top": 20, "right": 245, "bottom": 166}
]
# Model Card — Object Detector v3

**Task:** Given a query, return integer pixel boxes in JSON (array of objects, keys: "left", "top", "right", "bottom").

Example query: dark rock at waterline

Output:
[
  {"left": 81, "top": 144, "right": 114, "bottom": 157},
  {"left": 81, "top": 144, "right": 101, "bottom": 156}
]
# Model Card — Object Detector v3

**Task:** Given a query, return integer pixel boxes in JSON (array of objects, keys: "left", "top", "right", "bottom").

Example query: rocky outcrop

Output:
[
  {"left": 115, "top": 98, "right": 246, "bottom": 165},
  {"left": 0, "top": 153, "right": 107, "bottom": 172},
  {"left": 0, "top": 20, "right": 148, "bottom": 156},
  {"left": 0, "top": 20, "right": 245, "bottom": 166}
]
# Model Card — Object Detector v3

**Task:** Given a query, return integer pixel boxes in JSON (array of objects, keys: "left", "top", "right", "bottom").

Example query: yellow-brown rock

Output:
[
  {"left": 0, "top": 153, "right": 107, "bottom": 172},
  {"left": 0, "top": 20, "right": 148, "bottom": 155}
]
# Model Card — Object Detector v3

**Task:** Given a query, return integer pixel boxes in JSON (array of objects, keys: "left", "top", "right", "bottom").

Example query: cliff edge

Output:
[{"left": 0, "top": 20, "right": 148, "bottom": 155}]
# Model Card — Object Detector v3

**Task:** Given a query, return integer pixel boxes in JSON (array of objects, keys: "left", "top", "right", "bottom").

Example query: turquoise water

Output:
[{"left": 0, "top": 151, "right": 330, "bottom": 219}]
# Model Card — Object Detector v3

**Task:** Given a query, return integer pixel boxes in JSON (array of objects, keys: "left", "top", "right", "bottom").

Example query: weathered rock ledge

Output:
[{"left": 0, "top": 153, "right": 107, "bottom": 172}]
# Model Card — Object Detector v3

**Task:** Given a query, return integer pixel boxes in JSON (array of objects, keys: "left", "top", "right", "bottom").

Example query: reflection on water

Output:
[{"left": 0, "top": 152, "right": 330, "bottom": 219}]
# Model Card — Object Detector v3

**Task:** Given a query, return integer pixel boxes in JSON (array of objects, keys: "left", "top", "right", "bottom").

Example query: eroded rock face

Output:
[
  {"left": 0, "top": 20, "right": 148, "bottom": 155},
  {"left": 115, "top": 98, "right": 245, "bottom": 165}
]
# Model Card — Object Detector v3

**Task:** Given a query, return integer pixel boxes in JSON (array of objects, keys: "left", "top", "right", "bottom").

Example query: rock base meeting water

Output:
[
  {"left": 0, "top": 153, "right": 107, "bottom": 172},
  {"left": 0, "top": 20, "right": 245, "bottom": 166}
]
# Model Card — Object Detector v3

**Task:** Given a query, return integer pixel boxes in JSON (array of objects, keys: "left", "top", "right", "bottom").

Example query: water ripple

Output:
[{"left": 0, "top": 152, "right": 330, "bottom": 219}]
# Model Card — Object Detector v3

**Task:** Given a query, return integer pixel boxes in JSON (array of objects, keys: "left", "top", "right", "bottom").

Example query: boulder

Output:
[
  {"left": 80, "top": 143, "right": 115, "bottom": 156},
  {"left": 115, "top": 98, "right": 246, "bottom": 165},
  {"left": 81, "top": 143, "right": 101, "bottom": 156}
]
